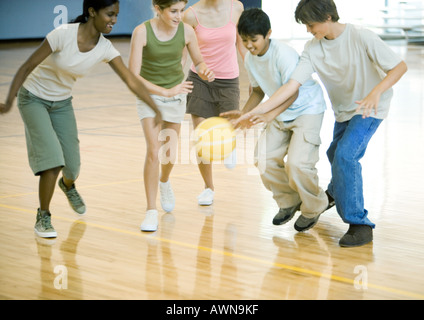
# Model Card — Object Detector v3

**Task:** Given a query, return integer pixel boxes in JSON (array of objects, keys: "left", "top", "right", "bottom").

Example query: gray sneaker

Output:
[
  {"left": 272, "top": 203, "right": 301, "bottom": 225},
  {"left": 58, "top": 178, "right": 86, "bottom": 215},
  {"left": 34, "top": 209, "right": 57, "bottom": 238},
  {"left": 294, "top": 191, "right": 335, "bottom": 232},
  {"left": 294, "top": 213, "right": 321, "bottom": 232}
]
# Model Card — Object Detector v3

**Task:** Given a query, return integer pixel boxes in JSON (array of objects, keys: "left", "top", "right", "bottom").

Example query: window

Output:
[{"left": 262, "top": 0, "right": 387, "bottom": 39}]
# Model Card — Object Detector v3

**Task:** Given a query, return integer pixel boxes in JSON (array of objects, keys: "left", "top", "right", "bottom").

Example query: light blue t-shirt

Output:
[{"left": 244, "top": 39, "right": 326, "bottom": 121}]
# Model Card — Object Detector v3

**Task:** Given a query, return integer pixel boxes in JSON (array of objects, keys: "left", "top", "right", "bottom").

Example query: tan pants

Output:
[{"left": 254, "top": 113, "right": 328, "bottom": 218}]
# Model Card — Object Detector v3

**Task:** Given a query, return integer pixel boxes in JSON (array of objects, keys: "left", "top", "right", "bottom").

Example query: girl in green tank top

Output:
[
  {"left": 129, "top": 0, "right": 215, "bottom": 232},
  {"left": 140, "top": 20, "right": 186, "bottom": 89}
]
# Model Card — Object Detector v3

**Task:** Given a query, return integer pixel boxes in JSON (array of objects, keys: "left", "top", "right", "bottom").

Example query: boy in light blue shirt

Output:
[{"left": 222, "top": 8, "right": 331, "bottom": 231}]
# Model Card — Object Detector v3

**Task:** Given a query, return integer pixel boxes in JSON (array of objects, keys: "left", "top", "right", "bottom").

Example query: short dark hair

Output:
[
  {"left": 237, "top": 8, "right": 271, "bottom": 38},
  {"left": 295, "top": 0, "right": 340, "bottom": 25}
]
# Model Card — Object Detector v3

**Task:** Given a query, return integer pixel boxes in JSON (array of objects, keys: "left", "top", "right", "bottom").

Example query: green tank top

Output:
[{"left": 140, "top": 20, "right": 185, "bottom": 89}]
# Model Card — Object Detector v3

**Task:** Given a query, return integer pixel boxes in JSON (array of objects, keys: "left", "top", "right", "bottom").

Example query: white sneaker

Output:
[
  {"left": 224, "top": 148, "right": 237, "bottom": 170},
  {"left": 140, "top": 210, "right": 158, "bottom": 232},
  {"left": 198, "top": 188, "right": 214, "bottom": 206},
  {"left": 159, "top": 180, "right": 175, "bottom": 212}
]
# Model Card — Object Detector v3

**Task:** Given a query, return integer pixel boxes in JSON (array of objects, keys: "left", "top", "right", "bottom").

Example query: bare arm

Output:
[
  {"left": 232, "top": 79, "right": 301, "bottom": 127},
  {"left": 128, "top": 24, "right": 194, "bottom": 98},
  {"left": 109, "top": 55, "right": 162, "bottom": 126},
  {"left": 128, "top": 24, "right": 166, "bottom": 96},
  {"left": 249, "top": 90, "right": 299, "bottom": 126},
  {"left": 221, "top": 85, "right": 299, "bottom": 128},
  {"left": 243, "top": 86, "right": 266, "bottom": 113},
  {"left": 254, "top": 79, "right": 301, "bottom": 115},
  {"left": 236, "top": 32, "right": 248, "bottom": 62},
  {"left": 234, "top": 1, "right": 247, "bottom": 61},
  {"left": 355, "top": 60, "right": 407, "bottom": 118},
  {"left": 0, "top": 39, "right": 52, "bottom": 114},
  {"left": 184, "top": 24, "right": 215, "bottom": 82},
  {"left": 221, "top": 86, "right": 265, "bottom": 117},
  {"left": 220, "top": 86, "right": 265, "bottom": 126}
]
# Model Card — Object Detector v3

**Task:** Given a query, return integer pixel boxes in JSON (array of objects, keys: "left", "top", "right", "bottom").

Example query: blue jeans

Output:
[{"left": 326, "top": 115, "right": 383, "bottom": 228}]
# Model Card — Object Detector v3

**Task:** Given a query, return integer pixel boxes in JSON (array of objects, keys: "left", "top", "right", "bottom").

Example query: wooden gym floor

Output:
[{"left": 0, "top": 37, "right": 423, "bottom": 300}]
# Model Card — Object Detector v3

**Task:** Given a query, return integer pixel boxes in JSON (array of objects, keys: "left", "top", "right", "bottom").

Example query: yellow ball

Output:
[{"left": 194, "top": 117, "right": 236, "bottom": 162}]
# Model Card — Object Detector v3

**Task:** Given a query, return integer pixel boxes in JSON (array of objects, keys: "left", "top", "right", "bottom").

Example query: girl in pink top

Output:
[{"left": 184, "top": 0, "right": 245, "bottom": 206}]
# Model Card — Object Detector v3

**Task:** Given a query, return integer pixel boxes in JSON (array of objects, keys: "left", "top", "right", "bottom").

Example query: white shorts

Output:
[{"left": 137, "top": 93, "right": 187, "bottom": 123}]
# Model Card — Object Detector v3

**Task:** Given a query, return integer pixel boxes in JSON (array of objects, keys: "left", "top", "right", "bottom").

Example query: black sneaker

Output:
[
  {"left": 339, "top": 224, "right": 373, "bottom": 247},
  {"left": 326, "top": 190, "right": 335, "bottom": 210},
  {"left": 272, "top": 203, "right": 301, "bottom": 225}
]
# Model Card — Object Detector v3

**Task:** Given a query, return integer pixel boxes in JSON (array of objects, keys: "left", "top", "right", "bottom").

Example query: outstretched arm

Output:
[
  {"left": 249, "top": 90, "right": 299, "bottom": 126},
  {"left": 232, "top": 79, "right": 301, "bottom": 128},
  {"left": 0, "top": 39, "right": 52, "bottom": 114},
  {"left": 109, "top": 56, "right": 162, "bottom": 126},
  {"left": 221, "top": 85, "right": 299, "bottom": 128},
  {"left": 220, "top": 86, "right": 265, "bottom": 127}
]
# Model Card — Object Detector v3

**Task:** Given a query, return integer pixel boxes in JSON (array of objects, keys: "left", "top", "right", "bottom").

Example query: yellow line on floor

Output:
[{"left": 1, "top": 203, "right": 423, "bottom": 300}]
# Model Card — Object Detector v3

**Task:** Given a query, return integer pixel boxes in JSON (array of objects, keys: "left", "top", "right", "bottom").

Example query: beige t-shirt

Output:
[
  {"left": 23, "top": 23, "right": 120, "bottom": 101},
  {"left": 291, "top": 24, "right": 402, "bottom": 122}
]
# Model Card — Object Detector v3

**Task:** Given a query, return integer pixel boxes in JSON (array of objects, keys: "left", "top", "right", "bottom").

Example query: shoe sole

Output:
[
  {"left": 198, "top": 201, "right": 213, "bottom": 206},
  {"left": 140, "top": 227, "right": 158, "bottom": 232},
  {"left": 294, "top": 219, "right": 319, "bottom": 232},
  {"left": 75, "top": 209, "right": 86, "bottom": 215},
  {"left": 339, "top": 239, "right": 373, "bottom": 248},
  {"left": 140, "top": 220, "right": 158, "bottom": 232},
  {"left": 34, "top": 229, "right": 57, "bottom": 238},
  {"left": 339, "top": 235, "right": 373, "bottom": 247}
]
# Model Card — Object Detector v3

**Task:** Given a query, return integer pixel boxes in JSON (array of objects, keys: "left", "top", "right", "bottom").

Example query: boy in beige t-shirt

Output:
[{"left": 230, "top": 0, "right": 407, "bottom": 247}]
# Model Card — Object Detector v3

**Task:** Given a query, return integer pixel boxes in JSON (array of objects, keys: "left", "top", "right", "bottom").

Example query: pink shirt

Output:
[{"left": 189, "top": 2, "right": 239, "bottom": 79}]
